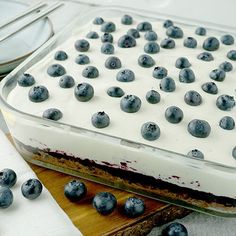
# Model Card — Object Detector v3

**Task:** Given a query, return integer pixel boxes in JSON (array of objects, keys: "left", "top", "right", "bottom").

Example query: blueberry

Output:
[
  {"left": 153, "top": 66, "right": 168, "bottom": 79},
  {"left": 74, "top": 83, "right": 94, "bottom": 102},
  {"left": 28, "top": 85, "right": 49, "bottom": 103},
  {"left": 93, "top": 17, "right": 104, "bottom": 25},
  {"left": 165, "top": 106, "right": 184, "bottom": 124},
  {"left": 227, "top": 50, "right": 236, "bottom": 61},
  {"left": 91, "top": 111, "right": 110, "bottom": 128},
  {"left": 82, "top": 66, "right": 99, "bottom": 78},
  {"left": 93, "top": 192, "right": 117, "bottom": 215},
  {"left": 166, "top": 26, "right": 183, "bottom": 38},
  {"left": 188, "top": 119, "right": 211, "bottom": 138},
  {"left": 175, "top": 57, "right": 191, "bottom": 69},
  {"left": 144, "top": 31, "right": 158, "bottom": 41},
  {"left": 201, "top": 82, "right": 218, "bottom": 94},
  {"left": 54, "top": 50, "right": 68, "bottom": 61},
  {"left": 21, "top": 179, "right": 43, "bottom": 200},
  {"left": 184, "top": 90, "right": 202, "bottom": 106},
  {"left": 127, "top": 28, "right": 140, "bottom": 38},
  {"left": 17, "top": 73, "right": 35, "bottom": 87},
  {"left": 159, "top": 77, "right": 176, "bottom": 92},
  {"left": 219, "top": 61, "right": 233, "bottom": 72},
  {"left": 59, "top": 75, "right": 75, "bottom": 88},
  {"left": 116, "top": 69, "right": 135, "bottom": 82},
  {"left": 0, "top": 168, "right": 17, "bottom": 188},
  {"left": 42, "top": 108, "right": 63, "bottom": 121},
  {"left": 232, "top": 147, "right": 236, "bottom": 159},
  {"left": 75, "top": 54, "right": 90, "bottom": 65},
  {"left": 47, "top": 64, "right": 66, "bottom": 77},
  {"left": 183, "top": 37, "right": 197, "bottom": 48},
  {"left": 101, "top": 42, "right": 114, "bottom": 54},
  {"left": 187, "top": 149, "right": 204, "bottom": 159},
  {"left": 74, "top": 39, "right": 90, "bottom": 52},
  {"left": 219, "top": 116, "right": 235, "bottom": 130},
  {"left": 197, "top": 52, "right": 214, "bottom": 61},
  {"left": 160, "top": 38, "right": 175, "bottom": 49},
  {"left": 141, "top": 122, "right": 161, "bottom": 141},
  {"left": 144, "top": 42, "right": 160, "bottom": 54},
  {"left": 216, "top": 94, "right": 235, "bottom": 111},
  {"left": 118, "top": 34, "right": 136, "bottom": 48},
  {"left": 162, "top": 222, "right": 188, "bottom": 236},
  {"left": 203, "top": 37, "right": 220, "bottom": 51},
  {"left": 86, "top": 31, "right": 99, "bottom": 39},
  {"left": 221, "top": 34, "right": 234, "bottom": 45},
  {"left": 107, "top": 86, "right": 124, "bottom": 97},
  {"left": 138, "top": 54, "right": 155, "bottom": 68},
  {"left": 105, "top": 56, "right": 122, "bottom": 69},
  {"left": 195, "top": 27, "right": 206, "bottom": 36},
  {"left": 0, "top": 187, "right": 13, "bottom": 208},
  {"left": 120, "top": 95, "right": 141, "bottom": 113},
  {"left": 101, "top": 22, "right": 116, "bottom": 32},
  {"left": 163, "top": 19, "right": 173, "bottom": 28},
  {"left": 179, "top": 68, "right": 195, "bottom": 83},
  {"left": 124, "top": 197, "right": 145, "bottom": 217},
  {"left": 209, "top": 69, "right": 226, "bottom": 82},
  {"left": 137, "top": 21, "right": 152, "bottom": 32},
  {"left": 64, "top": 179, "right": 87, "bottom": 202},
  {"left": 101, "top": 32, "right": 113, "bottom": 43},
  {"left": 121, "top": 15, "right": 133, "bottom": 25},
  {"left": 146, "top": 90, "right": 161, "bottom": 104}
]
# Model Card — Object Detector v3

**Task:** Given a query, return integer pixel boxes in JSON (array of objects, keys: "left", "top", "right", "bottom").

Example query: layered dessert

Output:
[{"left": 4, "top": 13, "right": 236, "bottom": 213}]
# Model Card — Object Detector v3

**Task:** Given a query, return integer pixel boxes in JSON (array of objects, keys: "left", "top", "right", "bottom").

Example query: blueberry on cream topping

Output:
[
  {"left": 136, "top": 21, "right": 152, "bottom": 32},
  {"left": 165, "top": 106, "right": 183, "bottom": 124},
  {"left": 219, "top": 116, "right": 235, "bottom": 130},
  {"left": 175, "top": 57, "right": 191, "bottom": 69},
  {"left": 216, "top": 94, "right": 235, "bottom": 111},
  {"left": 163, "top": 19, "right": 173, "bottom": 28},
  {"left": 219, "top": 61, "right": 233, "bottom": 72},
  {"left": 59, "top": 75, "right": 75, "bottom": 88},
  {"left": 121, "top": 14, "right": 133, "bottom": 25},
  {"left": 201, "top": 82, "right": 218, "bottom": 95},
  {"left": 183, "top": 37, "right": 197, "bottom": 48},
  {"left": 146, "top": 90, "right": 161, "bottom": 104},
  {"left": 74, "top": 39, "right": 90, "bottom": 52},
  {"left": 227, "top": 50, "right": 236, "bottom": 61},
  {"left": 179, "top": 68, "right": 195, "bottom": 83},
  {"left": 127, "top": 28, "right": 140, "bottom": 38},
  {"left": 91, "top": 111, "right": 110, "bottom": 128},
  {"left": 54, "top": 50, "right": 68, "bottom": 61},
  {"left": 28, "top": 85, "right": 49, "bottom": 103},
  {"left": 101, "top": 42, "right": 114, "bottom": 54},
  {"left": 141, "top": 122, "right": 161, "bottom": 141},
  {"left": 203, "top": 37, "right": 220, "bottom": 51},
  {"left": 160, "top": 38, "right": 175, "bottom": 49},
  {"left": 144, "top": 42, "right": 160, "bottom": 54},
  {"left": 153, "top": 66, "right": 168, "bottom": 79},
  {"left": 144, "top": 31, "right": 158, "bottom": 41},
  {"left": 118, "top": 34, "right": 136, "bottom": 48},
  {"left": 105, "top": 56, "right": 122, "bottom": 69},
  {"left": 232, "top": 147, "right": 236, "bottom": 159},
  {"left": 187, "top": 149, "right": 204, "bottom": 159},
  {"left": 107, "top": 86, "right": 124, "bottom": 97},
  {"left": 101, "top": 22, "right": 116, "bottom": 33},
  {"left": 195, "top": 27, "right": 206, "bottom": 36},
  {"left": 159, "top": 77, "right": 176, "bottom": 92},
  {"left": 166, "top": 26, "right": 183, "bottom": 38},
  {"left": 101, "top": 32, "right": 113, "bottom": 43},
  {"left": 82, "top": 66, "right": 99, "bottom": 78},
  {"left": 197, "top": 52, "right": 214, "bottom": 61},
  {"left": 43, "top": 108, "right": 63, "bottom": 121},
  {"left": 209, "top": 69, "right": 226, "bottom": 82},
  {"left": 116, "top": 69, "right": 135, "bottom": 82},
  {"left": 184, "top": 90, "right": 202, "bottom": 106},
  {"left": 93, "top": 17, "right": 104, "bottom": 25},
  {"left": 75, "top": 54, "right": 90, "bottom": 65},
  {"left": 17, "top": 73, "right": 35, "bottom": 87},
  {"left": 138, "top": 54, "right": 155, "bottom": 68},
  {"left": 221, "top": 34, "right": 234, "bottom": 45},
  {"left": 47, "top": 64, "right": 66, "bottom": 77},
  {"left": 74, "top": 83, "right": 94, "bottom": 102},
  {"left": 120, "top": 95, "right": 141, "bottom": 113},
  {"left": 188, "top": 119, "right": 211, "bottom": 138},
  {"left": 86, "top": 31, "right": 99, "bottom": 39}
]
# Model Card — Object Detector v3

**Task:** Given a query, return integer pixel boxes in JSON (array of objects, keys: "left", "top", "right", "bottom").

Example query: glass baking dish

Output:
[{"left": 1, "top": 5, "right": 236, "bottom": 217}]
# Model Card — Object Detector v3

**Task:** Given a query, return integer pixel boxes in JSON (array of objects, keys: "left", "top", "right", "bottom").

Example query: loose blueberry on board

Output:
[
  {"left": 91, "top": 111, "right": 110, "bottom": 128},
  {"left": 144, "top": 42, "right": 160, "bottom": 54},
  {"left": 163, "top": 19, "right": 173, "bottom": 28},
  {"left": 144, "top": 31, "right": 158, "bottom": 41},
  {"left": 184, "top": 90, "right": 202, "bottom": 106},
  {"left": 101, "top": 42, "right": 114, "bottom": 54},
  {"left": 227, "top": 50, "right": 236, "bottom": 61},
  {"left": 219, "top": 116, "right": 235, "bottom": 130},
  {"left": 28, "top": 85, "right": 49, "bottom": 103},
  {"left": 82, "top": 66, "right": 99, "bottom": 78},
  {"left": 93, "top": 17, "right": 104, "bottom": 25},
  {"left": 0, "top": 168, "right": 17, "bottom": 188},
  {"left": 175, "top": 57, "right": 191, "bottom": 69},
  {"left": 162, "top": 222, "right": 188, "bottom": 236},
  {"left": 120, "top": 95, "right": 142, "bottom": 113},
  {"left": 188, "top": 119, "right": 211, "bottom": 138},
  {"left": 165, "top": 106, "right": 184, "bottom": 124},
  {"left": 221, "top": 34, "right": 234, "bottom": 45},
  {"left": 202, "top": 37, "right": 220, "bottom": 51},
  {"left": 232, "top": 147, "right": 236, "bottom": 159},
  {"left": 93, "top": 192, "right": 117, "bottom": 215},
  {"left": 127, "top": 28, "right": 140, "bottom": 38},
  {"left": 107, "top": 86, "right": 125, "bottom": 97},
  {"left": 160, "top": 38, "right": 175, "bottom": 49},
  {"left": 64, "top": 179, "right": 87, "bottom": 202},
  {"left": 219, "top": 61, "right": 233, "bottom": 72},
  {"left": 166, "top": 26, "right": 183, "bottom": 38},
  {"left": 153, "top": 66, "right": 168, "bottom": 79},
  {"left": 138, "top": 54, "right": 155, "bottom": 68},
  {"left": 74, "top": 83, "right": 94, "bottom": 102},
  {"left": 17, "top": 73, "right": 35, "bottom": 87},
  {"left": 179, "top": 68, "right": 195, "bottom": 83},
  {"left": 187, "top": 149, "right": 204, "bottom": 159},
  {"left": 141, "top": 122, "right": 161, "bottom": 141},
  {"left": 146, "top": 90, "right": 161, "bottom": 104},
  {"left": 101, "top": 32, "right": 113, "bottom": 43},
  {"left": 195, "top": 27, "right": 206, "bottom": 36},
  {"left": 183, "top": 37, "right": 197, "bottom": 48},
  {"left": 74, "top": 39, "right": 90, "bottom": 52},
  {"left": 201, "top": 82, "right": 218, "bottom": 95},
  {"left": 197, "top": 52, "right": 214, "bottom": 61},
  {"left": 42, "top": 108, "right": 63, "bottom": 121},
  {"left": 59, "top": 75, "right": 75, "bottom": 88},
  {"left": 116, "top": 69, "right": 135, "bottom": 82},
  {"left": 121, "top": 14, "right": 133, "bottom": 25},
  {"left": 216, "top": 94, "right": 235, "bottom": 111},
  {"left": 101, "top": 22, "right": 116, "bottom": 32},
  {"left": 54, "top": 50, "right": 68, "bottom": 61},
  {"left": 118, "top": 34, "right": 136, "bottom": 48},
  {"left": 136, "top": 21, "right": 152, "bottom": 31},
  {"left": 86, "top": 31, "right": 99, "bottom": 39},
  {"left": 105, "top": 56, "right": 122, "bottom": 69},
  {"left": 21, "top": 179, "right": 43, "bottom": 200},
  {"left": 124, "top": 197, "right": 145, "bottom": 217},
  {"left": 209, "top": 69, "right": 226, "bottom": 82},
  {"left": 75, "top": 54, "right": 90, "bottom": 65},
  {"left": 0, "top": 187, "right": 13, "bottom": 208},
  {"left": 47, "top": 64, "right": 66, "bottom": 77},
  {"left": 159, "top": 77, "right": 176, "bottom": 92}
]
